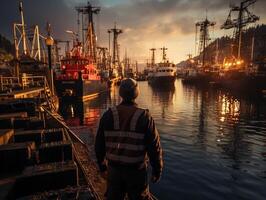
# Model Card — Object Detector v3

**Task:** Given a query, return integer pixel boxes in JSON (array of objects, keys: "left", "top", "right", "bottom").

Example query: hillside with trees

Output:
[
  {"left": 0, "top": 34, "right": 14, "bottom": 64},
  {"left": 178, "top": 24, "right": 266, "bottom": 67}
]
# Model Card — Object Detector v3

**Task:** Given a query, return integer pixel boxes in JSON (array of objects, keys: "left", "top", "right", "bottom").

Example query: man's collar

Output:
[{"left": 120, "top": 100, "right": 137, "bottom": 106}]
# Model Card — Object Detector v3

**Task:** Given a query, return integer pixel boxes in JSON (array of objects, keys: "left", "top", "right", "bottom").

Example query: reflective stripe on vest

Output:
[
  {"left": 106, "top": 142, "right": 145, "bottom": 151},
  {"left": 130, "top": 108, "right": 145, "bottom": 131},
  {"left": 105, "top": 107, "right": 145, "bottom": 164},
  {"left": 106, "top": 153, "right": 145, "bottom": 163},
  {"left": 111, "top": 107, "right": 120, "bottom": 130},
  {"left": 105, "top": 131, "right": 144, "bottom": 140}
]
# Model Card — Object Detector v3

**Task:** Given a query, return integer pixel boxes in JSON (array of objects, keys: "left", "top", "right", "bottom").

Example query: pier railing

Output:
[
  {"left": 0, "top": 75, "right": 57, "bottom": 112},
  {"left": 0, "top": 76, "right": 20, "bottom": 91},
  {"left": 41, "top": 106, "right": 101, "bottom": 200},
  {"left": 0, "top": 75, "right": 48, "bottom": 91}
]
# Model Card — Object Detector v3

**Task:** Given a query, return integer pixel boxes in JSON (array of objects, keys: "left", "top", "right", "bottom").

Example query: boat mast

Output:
[
  {"left": 109, "top": 23, "right": 123, "bottom": 66},
  {"left": 108, "top": 23, "right": 123, "bottom": 74},
  {"left": 150, "top": 48, "right": 156, "bottom": 67},
  {"left": 250, "top": 32, "right": 255, "bottom": 63},
  {"left": 160, "top": 47, "right": 168, "bottom": 63},
  {"left": 76, "top": 1, "right": 100, "bottom": 62},
  {"left": 221, "top": 0, "right": 259, "bottom": 60},
  {"left": 215, "top": 39, "right": 219, "bottom": 65},
  {"left": 196, "top": 17, "right": 215, "bottom": 68}
]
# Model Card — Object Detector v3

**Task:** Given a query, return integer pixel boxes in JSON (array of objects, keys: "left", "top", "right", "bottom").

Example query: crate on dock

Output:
[
  {"left": 14, "top": 130, "right": 43, "bottom": 145},
  {"left": 0, "top": 142, "right": 35, "bottom": 172},
  {"left": 0, "top": 129, "right": 14, "bottom": 144},
  {"left": 43, "top": 128, "right": 64, "bottom": 142},
  {"left": 38, "top": 141, "right": 73, "bottom": 164},
  {"left": 13, "top": 161, "right": 78, "bottom": 198}
]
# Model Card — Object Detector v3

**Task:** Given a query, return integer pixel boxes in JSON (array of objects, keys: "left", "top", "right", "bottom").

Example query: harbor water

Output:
[{"left": 59, "top": 79, "right": 266, "bottom": 200}]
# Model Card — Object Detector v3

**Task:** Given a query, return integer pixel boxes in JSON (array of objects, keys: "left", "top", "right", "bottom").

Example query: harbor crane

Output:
[
  {"left": 13, "top": 1, "right": 47, "bottom": 77},
  {"left": 221, "top": 0, "right": 259, "bottom": 59},
  {"left": 13, "top": 1, "right": 46, "bottom": 63}
]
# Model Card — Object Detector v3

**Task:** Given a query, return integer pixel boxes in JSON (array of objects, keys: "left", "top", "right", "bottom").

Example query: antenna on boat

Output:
[{"left": 160, "top": 47, "right": 168, "bottom": 62}]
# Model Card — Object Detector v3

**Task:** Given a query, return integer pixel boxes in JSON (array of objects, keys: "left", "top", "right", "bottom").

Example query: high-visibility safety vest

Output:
[{"left": 104, "top": 106, "right": 146, "bottom": 165}]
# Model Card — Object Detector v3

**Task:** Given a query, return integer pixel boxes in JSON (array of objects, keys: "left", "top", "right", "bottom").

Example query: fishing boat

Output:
[
  {"left": 55, "top": 42, "right": 110, "bottom": 101},
  {"left": 216, "top": 60, "right": 266, "bottom": 96},
  {"left": 55, "top": 2, "right": 110, "bottom": 101},
  {"left": 148, "top": 47, "right": 176, "bottom": 86}
]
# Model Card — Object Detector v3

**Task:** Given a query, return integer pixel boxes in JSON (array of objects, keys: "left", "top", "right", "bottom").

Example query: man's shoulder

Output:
[
  {"left": 136, "top": 107, "right": 152, "bottom": 120},
  {"left": 101, "top": 107, "right": 113, "bottom": 120}
]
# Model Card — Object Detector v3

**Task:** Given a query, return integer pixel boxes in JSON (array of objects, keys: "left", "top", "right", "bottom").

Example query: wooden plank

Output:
[
  {"left": 0, "top": 87, "right": 44, "bottom": 99},
  {"left": 0, "top": 112, "right": 28, "bottom": 119}
]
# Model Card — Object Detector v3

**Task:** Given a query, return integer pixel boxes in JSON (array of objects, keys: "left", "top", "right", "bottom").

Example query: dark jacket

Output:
[{"left": 95, "top": 101, "right": 163, "bottom": 176}]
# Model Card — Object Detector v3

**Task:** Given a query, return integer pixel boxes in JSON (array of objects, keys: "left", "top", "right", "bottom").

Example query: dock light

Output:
[
  {"left": 45, "top": 35, "right": 54, "bottom": 46},
  {"left": 236, "top": 60, "right": 241, "bottom": 65}
]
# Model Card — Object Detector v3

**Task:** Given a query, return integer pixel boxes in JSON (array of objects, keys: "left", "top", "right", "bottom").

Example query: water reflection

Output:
[
  {"left": 60, "top": 80, "right": 266, "bottom": 200},
  {"left": 182, "top": 84, "right": 266, "bottom": 178},
  {"left": 59, "top": 92, "right": 112, "bottom": 129},
  {"left": 150, "top": 85, "right": 175, "bottom": 119}
]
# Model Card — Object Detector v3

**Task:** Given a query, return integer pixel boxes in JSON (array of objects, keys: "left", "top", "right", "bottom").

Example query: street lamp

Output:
[
  {"left": 45, "top": 34, "right": 55, "bottom": 96},
  {"left": 66, "top": 30, "right": 78, "bottom": 46}
]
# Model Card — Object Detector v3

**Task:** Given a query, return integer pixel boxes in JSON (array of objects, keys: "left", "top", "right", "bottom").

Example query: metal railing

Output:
[
  {"left": 41, "top": 106, "right": 101, "bottom": 200},
  {"left": 0, "top": 75, "right": 56, "bottom": 111},
  {"left": 0, "top": 75, "right": 47, "bottom": 91},
  {"left": 0, "top": 76, "right": 20, "bottom": 91}
]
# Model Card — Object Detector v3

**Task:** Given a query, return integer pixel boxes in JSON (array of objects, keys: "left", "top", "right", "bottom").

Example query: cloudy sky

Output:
[{"left": 1, "top": 0, "right": 266, "bottom": 63}]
